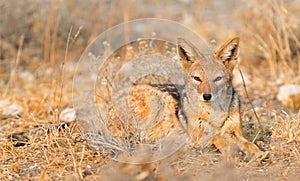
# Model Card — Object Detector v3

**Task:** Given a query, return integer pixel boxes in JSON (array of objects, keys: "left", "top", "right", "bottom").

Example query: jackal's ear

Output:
[
  {"left": 215, "top": 37, "right": 240, "bottom": 72},
  {"left": 176, "top": 37, "right": 198, "bottom": 71}
]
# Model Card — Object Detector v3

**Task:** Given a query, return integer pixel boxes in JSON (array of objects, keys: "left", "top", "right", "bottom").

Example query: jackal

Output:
[
  {"left": 107, "top": 37, "right": 262, "bottom": 157},
  {"left": 176, "top": 36, "right": 262, "bottom": 156}
]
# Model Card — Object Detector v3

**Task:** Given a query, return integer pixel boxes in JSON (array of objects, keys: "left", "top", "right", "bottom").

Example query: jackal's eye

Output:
[
  {"left": 193, "top": 76, "right": 202, "bottom": 82},
  {"left": 214, "top": 76, "right": 223, "bottom": 82}
]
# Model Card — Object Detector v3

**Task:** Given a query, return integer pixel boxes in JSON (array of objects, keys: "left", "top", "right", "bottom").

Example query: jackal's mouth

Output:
[
  {"left": 203, "top": 100, "right": 212, "bottom": 104},
  {"left": 198, "top": 98, "right": 212, "bottom": 104}
]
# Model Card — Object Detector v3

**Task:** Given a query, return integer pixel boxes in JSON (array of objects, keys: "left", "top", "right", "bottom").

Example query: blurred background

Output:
[{"left": 1, "top": 0, "right": 299, "bottom": 76}]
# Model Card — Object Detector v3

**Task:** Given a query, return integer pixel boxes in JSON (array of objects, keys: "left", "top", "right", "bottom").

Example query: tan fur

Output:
[
  {"left": 108, "top": 37, "right": 262, "bottom": 157},
  {"left": 108, "top": 84, "right": 178, "bottom": 143}
]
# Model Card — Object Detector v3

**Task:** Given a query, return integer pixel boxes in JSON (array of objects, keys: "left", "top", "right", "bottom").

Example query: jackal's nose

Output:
[{"left": 203, "top": 93, "right": 212, "bottom": 101}]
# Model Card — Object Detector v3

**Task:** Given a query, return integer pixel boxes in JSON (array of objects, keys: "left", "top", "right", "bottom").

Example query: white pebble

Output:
[
  {"left": 0, "top": 100, "right": 23, "bottom": 116},
  {"left": 59, "top": 108, "right": 76, "bottom": 123},
  {"left": 29, "top": 164, "right": 39, "bottom": 169},
  {"left": 18, "top": 71, "right": 34, "bottom": 81},
  {"left": 277, "top": 84, "right": 300, "bottom": 105}
]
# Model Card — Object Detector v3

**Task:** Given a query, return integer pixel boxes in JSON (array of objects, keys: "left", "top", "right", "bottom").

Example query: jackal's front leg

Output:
[{"left": 212, "top": 113, "right": 262, "bottom": 157}]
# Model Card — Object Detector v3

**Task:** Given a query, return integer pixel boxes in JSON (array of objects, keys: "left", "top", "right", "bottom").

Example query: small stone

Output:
[
  {"left": 59, "top": 108, "right": 76, "bottom": 123},
  {"left": 18, "top": 71, "right": 34, "bottom": 81},
  {"left": 0, "top": 100, "right": 23, "bottom": 116},
  {"left": 29, "top": 164, "right": 38, "bottom": 170},
  {"left": 277, "top": 84, "right": 300, "bottom": 109}
]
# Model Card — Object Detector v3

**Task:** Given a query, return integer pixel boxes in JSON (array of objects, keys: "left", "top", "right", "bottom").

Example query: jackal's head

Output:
[{"left": 176, "top": 37, "right": 239, "bottom": 103}]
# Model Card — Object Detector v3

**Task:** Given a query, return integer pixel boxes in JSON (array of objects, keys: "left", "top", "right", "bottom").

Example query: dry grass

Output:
[{"left": 1, "top": 0, "right": 300, "bottom": 180}]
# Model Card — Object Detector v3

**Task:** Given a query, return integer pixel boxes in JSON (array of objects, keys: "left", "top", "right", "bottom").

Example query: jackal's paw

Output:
[{"left": 245, "top": 151, "right": 271, "bottom": 163}]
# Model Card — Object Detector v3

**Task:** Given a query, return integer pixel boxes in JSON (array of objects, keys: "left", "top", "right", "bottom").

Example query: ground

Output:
[{"left": 0, "top": 0, "right": 300, "bottom": 180}]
